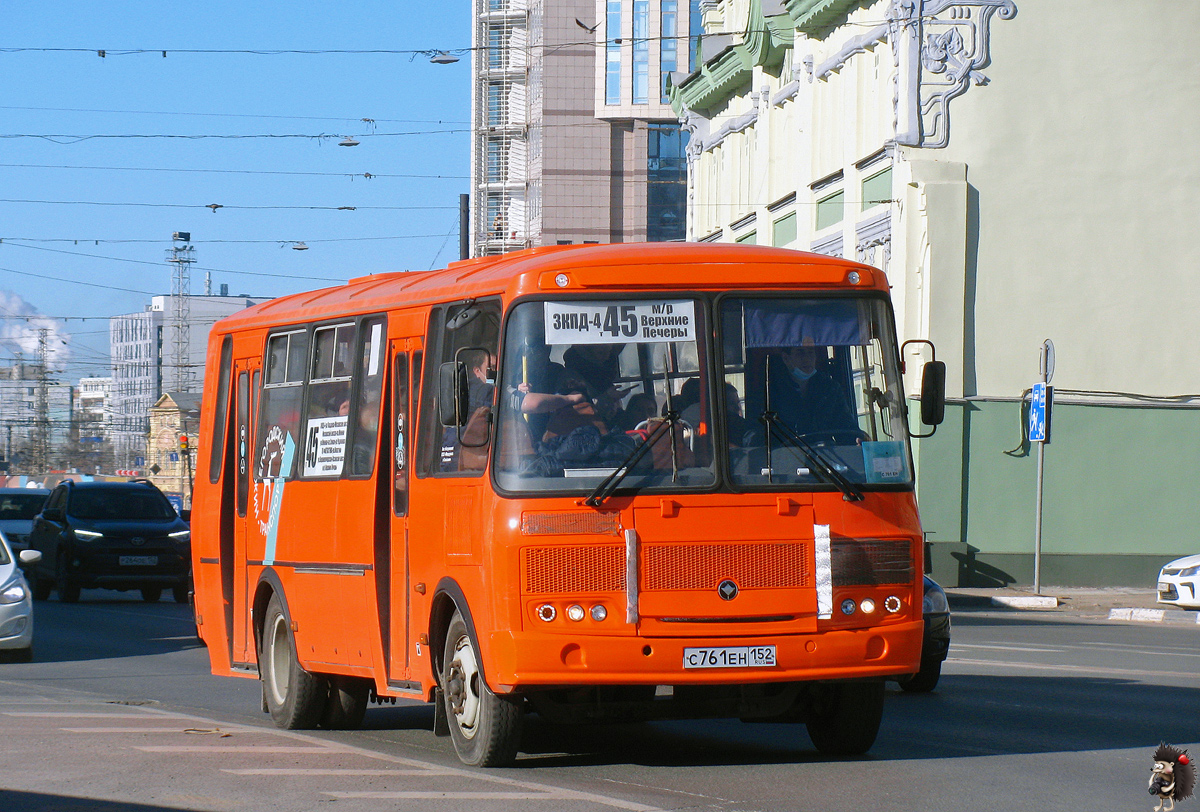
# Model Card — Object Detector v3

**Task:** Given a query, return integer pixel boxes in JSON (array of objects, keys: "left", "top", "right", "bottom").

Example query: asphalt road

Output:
[{"left": 1, "top": 590, "right": 1197, "bottom": 811}]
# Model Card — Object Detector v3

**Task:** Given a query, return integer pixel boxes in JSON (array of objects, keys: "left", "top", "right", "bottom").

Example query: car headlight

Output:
[
  {"left": 74, "top": 529, "right": 103, "bottom": 541},
  {"left": 169, "top": 530, "right": 190, "bottom": 541},
  {"left": 923, "top": 585, "right": 949, "bottom": 614},
  {"left": 0, "top": 581, "right": 28, "bottom": 604},
  {"left": 1177, "top": 565, "right": 1200, "bottom": 578}
]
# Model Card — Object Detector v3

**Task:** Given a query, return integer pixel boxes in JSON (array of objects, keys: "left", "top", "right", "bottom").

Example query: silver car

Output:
[
  {"left": 0, "top": 487, "right": 50, "bottom": 555},
  {"left": 0, "top": 532, "right": 40, "bottom": 662}
]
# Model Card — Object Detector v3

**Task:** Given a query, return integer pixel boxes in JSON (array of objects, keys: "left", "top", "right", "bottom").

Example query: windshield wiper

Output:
[
  {"left": 759, "top": 410, "right": 864, "bottom": 502},
  {"left": 585, "top": 409, "right": 680, "bottom": 507}
]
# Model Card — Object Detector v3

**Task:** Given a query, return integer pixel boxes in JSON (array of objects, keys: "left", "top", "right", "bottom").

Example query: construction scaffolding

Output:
[{"left": 473, "top": 0, "right": 539, "bottom": 256}]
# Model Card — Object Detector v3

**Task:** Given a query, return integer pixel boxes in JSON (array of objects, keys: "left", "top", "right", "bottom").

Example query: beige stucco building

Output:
[
  {"left": 147, "top": 392, "right": 200, "bottom": 510},
  {"left": 672, "top": 0, "right": 1200, "bottom": 586}
]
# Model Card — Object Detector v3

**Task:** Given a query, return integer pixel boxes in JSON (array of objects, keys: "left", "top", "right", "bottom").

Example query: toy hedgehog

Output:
[{"left": 1150, "top": 743, "right": 1195, "bottom": 811}]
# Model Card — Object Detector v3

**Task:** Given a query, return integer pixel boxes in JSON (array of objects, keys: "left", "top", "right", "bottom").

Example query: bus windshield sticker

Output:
[
  {"left": 303, "top": 416, "right": 349, "bottom": 477},
  {"left": 367, "top": 322, "right": 382, "bottom": 376},
  {"left": 862, "top": 441, "right": 905, "bottom": 483},
  {"left": 543, "top": 300, "right": 695, "bottom": 345}
]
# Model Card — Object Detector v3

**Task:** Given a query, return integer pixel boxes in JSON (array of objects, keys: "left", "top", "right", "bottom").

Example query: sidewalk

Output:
[{"left": 945, "top": 586, "right": 1200, "bottom": 624}]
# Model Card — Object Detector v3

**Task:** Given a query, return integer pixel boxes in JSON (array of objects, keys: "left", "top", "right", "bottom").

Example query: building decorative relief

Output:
[
  {"left": 855, "top": 210, "right": 893, "bottom": 269},
  {"left": 891, "top": 0, "right": 1017, "bottom": 148}
]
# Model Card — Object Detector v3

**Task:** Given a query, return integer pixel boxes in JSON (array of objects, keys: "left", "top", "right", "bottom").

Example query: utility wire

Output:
[
  {"left": 2, "top": 242, "right": 348, "bottom": 283},
  {"left": 0, "top": 198, "right": 456, "bottom": 211},
  {"left": 0, "top": 162, "right": 467, "bottom": 180}
]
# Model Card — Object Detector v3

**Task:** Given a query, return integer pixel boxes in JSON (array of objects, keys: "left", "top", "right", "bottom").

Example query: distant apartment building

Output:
[
  {"left": 74, "top": 376, "right": 113, "bottom": 472},
  {"left": 470, "top": 0, "right": 699, "bottom": 255},
  {"left": 110, "top": 294, "right": 268, "bottom": 467}
]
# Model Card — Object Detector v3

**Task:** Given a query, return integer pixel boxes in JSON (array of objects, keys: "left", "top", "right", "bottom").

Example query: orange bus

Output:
[{"left": 192, "top": 242, "right": 945, "bottom": 766}]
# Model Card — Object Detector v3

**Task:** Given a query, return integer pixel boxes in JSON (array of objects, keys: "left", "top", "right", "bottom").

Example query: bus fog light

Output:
[
  {"left": 590, "top": 604, "right": 607, "bottom": 621},
  {"left": 860, "top": 598, "right": 876, "bottom": 614},
  {"left": 884, "top": 595, "right": 902, "bottom": 613},
  {"left": 536, "top": 604, "right": 557, "bottom": 622},
  {"left": 840, "top": 599, "right": 857, "bottom": 616},
  {"left": 566, "top": 604, "right": 585, "bottom": 622}
]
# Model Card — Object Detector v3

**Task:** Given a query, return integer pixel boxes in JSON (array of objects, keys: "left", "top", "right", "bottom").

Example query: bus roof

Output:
[{"left": 213, "top": 242, "right": 886, "bottom": 334}]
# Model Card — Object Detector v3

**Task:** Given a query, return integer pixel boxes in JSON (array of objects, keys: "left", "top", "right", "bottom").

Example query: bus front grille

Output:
[
  {"left": 642, "top": 542, "right": 812, "bottom": 591},
  {"left": 523, "top": 544, "right": 626, "bottom": 594}
]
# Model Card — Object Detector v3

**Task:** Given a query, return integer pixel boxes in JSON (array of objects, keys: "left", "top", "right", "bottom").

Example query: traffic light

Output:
[{"left": 179, "top": 435, "right": 190, "bottom": 452}]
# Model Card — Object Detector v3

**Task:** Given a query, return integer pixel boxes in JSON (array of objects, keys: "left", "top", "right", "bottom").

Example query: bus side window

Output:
[
  {"left": 421, "top": 302, "right": 499, "bottom": 476},
  {"left": 393, "top": 353, "right": 409, "bottom": 515},
  {"left": 208, "top": 336, "right": 232, "bottom": 484},
  {"left": 258, "top": 330, "right": 308, "bottom": 480},
  {"left": 349, "top": 317, "right": 386, "bottom": 477}
]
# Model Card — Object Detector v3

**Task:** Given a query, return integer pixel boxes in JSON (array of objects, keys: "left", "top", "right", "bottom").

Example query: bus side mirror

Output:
[
  {"left": 438, "top": 361, "right": 469, "bottom": 427},
  {"left": 920, "top": 361, "right": 946, "bottom": 426}
]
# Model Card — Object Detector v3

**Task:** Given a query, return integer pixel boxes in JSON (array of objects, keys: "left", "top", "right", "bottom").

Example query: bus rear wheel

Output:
[
  {"left": 441, "top": 611, "right": 522, "bottom": 767},
  {"left": 260, "top": 592, "right": 326, "bottom": 729},
  {"left": 805, "top": 680, "right": 885, "bottom": 756}
]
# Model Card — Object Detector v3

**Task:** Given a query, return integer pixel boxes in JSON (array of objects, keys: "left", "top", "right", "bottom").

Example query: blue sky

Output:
[{"left": 0, "top": 1, "right": 473, "bottom": 377}]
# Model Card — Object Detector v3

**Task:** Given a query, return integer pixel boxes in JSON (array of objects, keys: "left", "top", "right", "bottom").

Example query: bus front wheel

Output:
[
  {"left": 441, "top": 611, "right": 523, "bottom": 767},
  {"left": 260, "top": 592, "right": 326, "bottom": 729},
  {"left": 805, "top": 680, "right": 885, "bottom": 756}
]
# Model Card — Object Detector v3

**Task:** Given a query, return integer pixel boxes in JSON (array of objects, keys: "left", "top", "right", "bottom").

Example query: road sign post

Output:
[{"left": 1030, "top": 340, "right": 1054, "bottom": 594}]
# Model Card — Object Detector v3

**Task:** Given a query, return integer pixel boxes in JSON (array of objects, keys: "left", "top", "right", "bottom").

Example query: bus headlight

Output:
[
  {"left": 859, "top": 598, "right": 876, "bottom": 614},
  {"left": 840, "top": 599, "right": 857, "bottom": 616},
  {"left": 536, "top": 604, "right": 556, "bottom": 622},
  {"left": 590, "top": 604, "right": 607, "bottom": 622},
  {"left": 566, "top": 604, "right": 585, "bottom": 622}
]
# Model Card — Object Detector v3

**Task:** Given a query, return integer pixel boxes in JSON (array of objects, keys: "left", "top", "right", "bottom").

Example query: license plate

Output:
[
  {"left": 119, "top": 555, "right": 158, "bottom": 566},
  {"left": 683, "top": 645, "right": 776, "bottom": 669}
]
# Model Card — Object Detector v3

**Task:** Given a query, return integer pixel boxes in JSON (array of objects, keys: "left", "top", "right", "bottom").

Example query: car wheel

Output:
[
  {"left": 320, "top": 675, "right": 370, "bottom": 730},
  {"left": 441, "top": 610, "right": 523, "bottom": 767},
  {"left": 173, "top": 585, "right": 189, "bottom": 604},
  {"left": 259, "top": 592, "right": 326, "bottom": 729},
  {"left": 805, "top": 680, "right": 885, "bottom": 756},
  {"left": 56, "top": 554, "right": 80, "bottom": 603},
  {"left": 897, "top": 658, "right": 942, "bottom": 693},
  {"left": 141, "top": 587, "right": 162, "bottom": 603}
]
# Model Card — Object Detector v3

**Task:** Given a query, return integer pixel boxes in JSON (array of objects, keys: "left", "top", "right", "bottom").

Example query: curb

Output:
[
  {"left": 1107, "top": 607, "right": 1200, "bottom": 624},
  {"left": 991, "top": 595, "right": 1059, "bottom": 609}
]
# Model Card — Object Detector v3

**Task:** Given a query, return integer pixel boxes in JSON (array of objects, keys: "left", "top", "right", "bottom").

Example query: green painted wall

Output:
[{"left": 916, "top": 400, "right": 1200, "bottom": 587}]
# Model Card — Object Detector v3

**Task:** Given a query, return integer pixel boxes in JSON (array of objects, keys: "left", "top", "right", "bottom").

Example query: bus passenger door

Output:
[
  {"left": 231, "top": 358, "right": 259, "bottom": 668},
  {"left": 385, "top": 339, "right": 419, "bottom": 687}
]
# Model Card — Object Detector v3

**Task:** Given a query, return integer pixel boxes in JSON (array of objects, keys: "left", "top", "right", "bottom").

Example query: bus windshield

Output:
[
  {"left": 721, "top": 296, "right": 912, "bottom": 488},
  {"left": 494, "top": 298, "right": 717, "bottom": 494}
]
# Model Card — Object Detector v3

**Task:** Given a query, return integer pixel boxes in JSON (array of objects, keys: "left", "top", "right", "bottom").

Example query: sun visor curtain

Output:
[{"left": 742, "top": 300, "right": 869, "bottom": 348}]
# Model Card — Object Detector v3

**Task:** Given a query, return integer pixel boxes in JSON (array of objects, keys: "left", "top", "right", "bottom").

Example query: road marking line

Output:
[
  {"left": 953, "top": 643, "right": 1065, "bottom": 653},
  {"left": 948, "top": 657, "right": 1200, "bottom": 680},
  {"left": 328, "top": 790, "right": 662, "bottom": 809},
  {"left": 224, "top": 768, "right": 453, "bottom": 776},
  {"left": 129, "top": 705, "right": 671, "bottom": 811},
  {"left": 133, "top": 745, "right": 351, "bottom": 753},
  {"left": 5, "top": 712, "right": 181, "bottom": 718},
  {"left": 60, "top": 727, "right": 209, "bottom": 733},
  {"left": 329, "top": 791, "right": 565, "bottom": 800}
]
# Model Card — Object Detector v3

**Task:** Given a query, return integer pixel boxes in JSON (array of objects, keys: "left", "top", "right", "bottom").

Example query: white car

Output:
[
  {"left": 0, "top": 533, "right": 40, "bottom": 662},
  {"left": 1156, "top": 554, "right": 1200, "bottom": 610}
]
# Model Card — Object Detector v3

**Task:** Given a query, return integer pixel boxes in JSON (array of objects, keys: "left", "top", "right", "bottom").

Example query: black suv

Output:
[{"left": 28, "top": 480, "right": 191, "bottom": 603}]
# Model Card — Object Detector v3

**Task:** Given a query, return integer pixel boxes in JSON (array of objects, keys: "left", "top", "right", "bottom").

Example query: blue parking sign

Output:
[{"left": 1029, "top": 383, "right": 1052, "bottom": 443}]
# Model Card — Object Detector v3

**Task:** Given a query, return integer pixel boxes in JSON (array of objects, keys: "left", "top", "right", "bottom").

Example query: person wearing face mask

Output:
[{"left": 766, "top": 343, "right": 857, "bottom": 436}]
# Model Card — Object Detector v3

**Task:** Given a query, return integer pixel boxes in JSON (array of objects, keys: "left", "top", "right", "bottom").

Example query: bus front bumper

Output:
[{"left": 486, "top": 619, "right": 924, "bottom": 691}]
